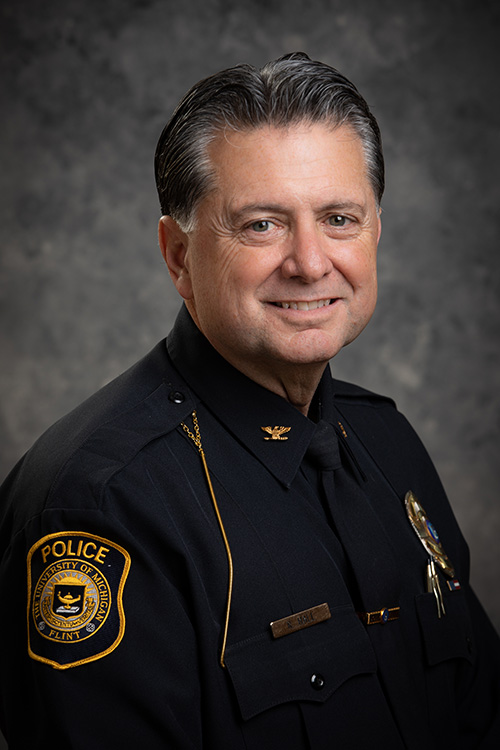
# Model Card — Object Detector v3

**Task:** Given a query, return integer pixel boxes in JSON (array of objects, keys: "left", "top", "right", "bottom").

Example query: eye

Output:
[
  {"left": 249, "top": 219, "right": 272, "bottom": 232},
  {"left": 328, "top": 215, "right": 349, "bottom": 227}
]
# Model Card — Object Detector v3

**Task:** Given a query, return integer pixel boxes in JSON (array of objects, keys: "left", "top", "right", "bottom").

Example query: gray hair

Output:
[{"left": 155, "top": 52, "right": 384, "bottom": 231}]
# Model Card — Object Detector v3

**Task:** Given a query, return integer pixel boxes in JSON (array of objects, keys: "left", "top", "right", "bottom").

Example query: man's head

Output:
[
  {"left": 156, "top": 54, "right": 383, "bottom": 406},
  {"left": 155, "top": 52, "right": 384, "bottom": 232}
]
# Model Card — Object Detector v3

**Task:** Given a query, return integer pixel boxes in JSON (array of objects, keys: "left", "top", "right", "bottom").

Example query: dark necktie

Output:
[
  {"left": 304, "top": 420, "right": 362, "bottom": 604},
  {"left": 305, "top": 419, "right": 342, "bottom": 472},
  {"left": 306, "top": 419, "right": 399, "bottom": 606},
  {"left": 306, "top": 419, "right": 424, "bottom": 748}
]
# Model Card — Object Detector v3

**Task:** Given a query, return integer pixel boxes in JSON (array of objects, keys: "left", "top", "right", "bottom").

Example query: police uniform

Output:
[{"left": 1, "top": 305, "right": 499, "bottom": 749}]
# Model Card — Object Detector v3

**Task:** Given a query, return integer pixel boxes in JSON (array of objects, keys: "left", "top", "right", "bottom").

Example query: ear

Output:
[{"left": 158, "top": 216, "right": 193, "bottom": 300}]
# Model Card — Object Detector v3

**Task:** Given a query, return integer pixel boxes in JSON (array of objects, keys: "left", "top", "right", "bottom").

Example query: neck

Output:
[
  {"left": 221, "top": 355, "right": 327, "bottom": 417},
  {"left": 185, "top": 306, "right": 328, "bottom": 416}
]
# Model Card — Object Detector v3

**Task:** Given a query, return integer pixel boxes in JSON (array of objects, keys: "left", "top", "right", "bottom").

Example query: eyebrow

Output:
[
  {"left": 318, "top": 201, "right": 368, "bottom": 215},
  {"left": 228, "top": 204, "right": 287, "bottom": 222},
  {"left": 228, "top": 200, "right": 368, "bottom": 222}
]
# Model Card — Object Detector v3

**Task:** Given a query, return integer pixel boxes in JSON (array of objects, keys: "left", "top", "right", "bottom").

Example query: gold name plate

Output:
[{"left": 270, "top": 603, "right": 331, "bottom": 639}]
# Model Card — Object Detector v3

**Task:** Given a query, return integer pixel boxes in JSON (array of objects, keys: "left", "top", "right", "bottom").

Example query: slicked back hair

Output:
[{"left": 155, "top": 52, "right": 384, "bottom": 231}]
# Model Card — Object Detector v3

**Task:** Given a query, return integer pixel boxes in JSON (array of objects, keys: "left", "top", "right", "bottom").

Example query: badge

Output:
[
  {"left": 261, "top": 426, "right": 291, "bottom": 441},
  {"left": 27, "top": 531, "right": 130, "bottom": 670},
  {"left": 405, "top": 490, "right": 455, "bottom": 578}
]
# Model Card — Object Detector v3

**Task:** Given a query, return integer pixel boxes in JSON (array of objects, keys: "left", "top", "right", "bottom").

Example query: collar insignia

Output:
[{"left": 261, "top": 425, "right": 291, "bottom": 441}]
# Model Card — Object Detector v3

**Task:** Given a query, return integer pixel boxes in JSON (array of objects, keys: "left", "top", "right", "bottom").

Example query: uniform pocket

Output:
[
  {"left": 415, "top": 590, "right": 474, "bottom": 666},
  {"left": 224, "top": 604, "right": 376, "bottom": 720}
]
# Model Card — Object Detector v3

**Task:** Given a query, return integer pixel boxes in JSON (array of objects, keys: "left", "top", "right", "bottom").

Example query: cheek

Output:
[
  {"left": 220, "top": 252, "right": 276, "bottom": 296},
  {"left": 198, "top": 242, "right": 247, "bottom": 289},
  {"left": 336, "top": 251, "right": 376, "bottom": 291},
  {"left": 360, "top": 266, "right": 378, "bottom": 319},
  {"left": 360, "top": 269, "right": 378, "bottom": 314},
  {"left": 350, "top": 239, "right": 378, "bottom": 285}
]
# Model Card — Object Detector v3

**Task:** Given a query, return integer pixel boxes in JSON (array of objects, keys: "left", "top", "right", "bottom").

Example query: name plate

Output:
[{"left": 270, "top": 602, "right": 331, "bottom": 639}]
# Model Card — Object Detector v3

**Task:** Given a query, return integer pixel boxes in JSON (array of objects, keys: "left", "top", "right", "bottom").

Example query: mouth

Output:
[{"left": 271, "top": 299, "right": 334, "bottom": 311}]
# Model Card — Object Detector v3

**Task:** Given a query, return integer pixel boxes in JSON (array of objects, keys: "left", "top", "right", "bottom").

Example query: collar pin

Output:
[{"left": 261, "top": 426, "right": 291, "bottom": 441}]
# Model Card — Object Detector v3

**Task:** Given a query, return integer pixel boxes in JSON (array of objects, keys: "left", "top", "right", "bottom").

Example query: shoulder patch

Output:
[{"left": 27, "top": 531, "right": 131, "bottom": 670}]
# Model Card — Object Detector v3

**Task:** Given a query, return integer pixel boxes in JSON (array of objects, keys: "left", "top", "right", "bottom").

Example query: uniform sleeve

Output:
[{"left": 0, "top": 505, "right": 203, "bottom": 749}]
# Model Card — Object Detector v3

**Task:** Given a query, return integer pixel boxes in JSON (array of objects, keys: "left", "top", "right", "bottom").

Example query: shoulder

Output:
[
  {"left": 331, "top": 375, "right": 422, "bottom": 447},
  {"left": 0, "top": 341, "right": 196, "bottom": 523},
  {"left": 330, "top": 374, "right": 449, "bottom": 508},
  {"left": 331, "top": 374, "right": 437, "bottom": 479},
  {"left": 331, "top": 376, "right": 396, "bottom": 409}
]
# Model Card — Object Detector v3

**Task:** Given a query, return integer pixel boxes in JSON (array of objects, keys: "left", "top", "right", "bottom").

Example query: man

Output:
[{"left": 0, "top": 53, "right": 499, "bottom": 748}]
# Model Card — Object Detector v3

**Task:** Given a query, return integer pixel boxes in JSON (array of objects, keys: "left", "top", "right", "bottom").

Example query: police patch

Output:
[{"left": 27, "top": 531, "right": 130, "bottom": 670}]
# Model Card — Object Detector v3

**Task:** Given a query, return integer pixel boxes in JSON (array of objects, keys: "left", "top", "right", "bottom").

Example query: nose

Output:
[{"left": 281, "top": 222, "right": 333, "bottom": 282}]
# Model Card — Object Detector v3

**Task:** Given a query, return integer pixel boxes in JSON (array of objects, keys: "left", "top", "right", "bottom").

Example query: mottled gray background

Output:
[{"left": 1, "top": 0, "right": 499, "bottom": 743}]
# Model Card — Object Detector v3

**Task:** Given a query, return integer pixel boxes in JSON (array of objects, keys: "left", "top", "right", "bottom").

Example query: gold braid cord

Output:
[{"left": 181, "top": 411, "right": 234, "bottom": 668}]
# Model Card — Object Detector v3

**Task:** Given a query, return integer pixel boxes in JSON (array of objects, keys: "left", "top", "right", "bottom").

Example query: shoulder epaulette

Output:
[{"left": 331, "top": 378, "right": 396, "bottom": 408}]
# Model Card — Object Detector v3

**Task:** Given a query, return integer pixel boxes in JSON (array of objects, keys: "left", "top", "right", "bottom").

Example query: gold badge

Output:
[
  {"left": 27, "top": 531, "right": 130, "bottom": 670},
  {"left": 405, "top": 490, "right": 455, "bottom": 578},
  {"left": 261, "top": 426, "right": 291, "bottom": 441}
]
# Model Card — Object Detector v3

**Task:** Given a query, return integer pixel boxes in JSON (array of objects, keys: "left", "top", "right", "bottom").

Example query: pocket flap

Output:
[{"left": 224, "top": 605, "right": 376, "bottom": 720}]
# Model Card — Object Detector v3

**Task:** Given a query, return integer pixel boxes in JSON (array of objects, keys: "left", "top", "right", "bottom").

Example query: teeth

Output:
[{"left": 275, "top": 299, "right": 331, "bottom": 310}]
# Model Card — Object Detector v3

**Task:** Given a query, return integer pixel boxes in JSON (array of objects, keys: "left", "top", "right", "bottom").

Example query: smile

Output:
[{"left": 272, "top": 299, "right": 333, "bottom": 310}]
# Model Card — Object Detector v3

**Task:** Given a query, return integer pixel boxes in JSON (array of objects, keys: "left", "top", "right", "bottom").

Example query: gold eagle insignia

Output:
[{"left": 261, "top": 426, "right": 291, "bottom": 441}]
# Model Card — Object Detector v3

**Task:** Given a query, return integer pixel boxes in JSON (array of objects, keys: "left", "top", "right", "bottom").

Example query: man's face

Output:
[{"left": 164, "top": 122, "right": 381, "bottom": 379}]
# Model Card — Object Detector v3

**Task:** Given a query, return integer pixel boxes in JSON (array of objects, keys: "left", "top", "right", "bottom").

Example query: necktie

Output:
[
  {"left": 304, "top": 420, "right": 361, "bottom": 602},
  {"left": 306, "top": 419, "right": 399, "bottom": 608},
  {"left": 305, "top": 419, "right": 342, "bottom": 472},
  {"left": 306, "top": 420, "right": 425, "bottom": 748}
]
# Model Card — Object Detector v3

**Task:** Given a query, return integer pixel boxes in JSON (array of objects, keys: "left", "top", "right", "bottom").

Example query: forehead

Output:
[{"left": 204, "top": 122, "right": 374, "bottom": 211}]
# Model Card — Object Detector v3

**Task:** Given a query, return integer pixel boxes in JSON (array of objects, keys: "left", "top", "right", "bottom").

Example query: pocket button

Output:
[{"left": 310, "top": 673, "right": 325, "bottom": 691}]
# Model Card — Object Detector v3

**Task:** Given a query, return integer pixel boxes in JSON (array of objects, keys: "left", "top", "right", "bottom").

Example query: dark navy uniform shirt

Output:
[{"left": 1, "top": 305, "right": 499, "bottom": 748}]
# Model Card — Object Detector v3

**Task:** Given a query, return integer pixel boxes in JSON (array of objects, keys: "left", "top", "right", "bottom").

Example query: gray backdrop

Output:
[{"left": 1, "top": 0, "right": 499, "bottom": 743}]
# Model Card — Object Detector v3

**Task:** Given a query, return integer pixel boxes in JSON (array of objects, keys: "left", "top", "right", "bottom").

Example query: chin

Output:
[
  {"left": 273, "top": 346, "right": 342, "bottom": 368},
  {"left": 278, "top": 331, "right": 349, "bottom": 365}
]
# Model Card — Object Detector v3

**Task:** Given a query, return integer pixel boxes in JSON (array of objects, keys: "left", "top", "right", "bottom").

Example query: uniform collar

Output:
[{"left": 167, "top": 305, "right": 334, "bottom": 488}]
